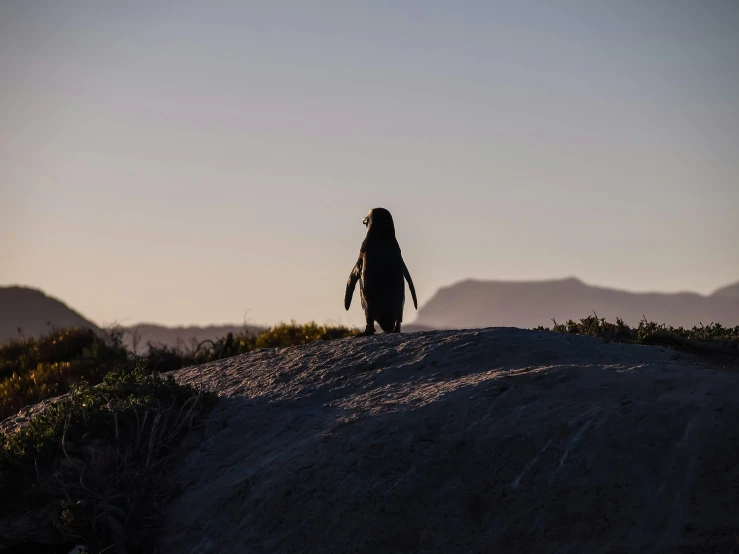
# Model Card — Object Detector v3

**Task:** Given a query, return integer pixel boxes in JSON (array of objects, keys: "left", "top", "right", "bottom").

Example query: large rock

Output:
[{"left": 163, "top": 328, "right": 739, "bottom": 553}]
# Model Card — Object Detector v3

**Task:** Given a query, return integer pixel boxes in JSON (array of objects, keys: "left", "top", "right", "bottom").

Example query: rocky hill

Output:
[
  {"left": 0, "top": 286, "right": 99, "bottom": 343},
  {"left": 413, "top": 277, "right": 739, "bottom": 330},
  {"left": 159, "top": 328, "right": 739, "bottom": 553}
]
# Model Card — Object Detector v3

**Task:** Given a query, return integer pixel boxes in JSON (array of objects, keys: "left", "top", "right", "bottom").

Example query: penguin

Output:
[{"left": 344, "top": 208, "right": 418, "bottom": 335}]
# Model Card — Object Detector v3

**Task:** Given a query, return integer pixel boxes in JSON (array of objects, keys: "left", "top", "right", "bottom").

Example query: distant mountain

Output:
[
  {"left": 5, "top": 279, "right": 736, "bottom": 348},
  {"left": 124, "top": 323, "right": 263, "bottom": 354},
  {"left": 0, "top": 286, "right": 263, "bottom": 349},
  {"left": 712, "top": 281, "right": 739, "bottom": 299},
  {"left": 413, "top": 277, "right": 739, "bottom": 330},
  {"left": 0, "top": 286, "right": 99, "bottom": 343}
]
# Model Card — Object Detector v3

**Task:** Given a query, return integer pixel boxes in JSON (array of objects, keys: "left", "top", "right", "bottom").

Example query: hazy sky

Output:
[{"left": 1, "top": 1, "right": 738, "bottom": 328}]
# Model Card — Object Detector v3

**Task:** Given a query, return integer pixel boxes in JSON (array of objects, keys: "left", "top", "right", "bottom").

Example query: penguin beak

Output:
[{"left": 362, "top": 216, "right": 369, "bottom": 226}]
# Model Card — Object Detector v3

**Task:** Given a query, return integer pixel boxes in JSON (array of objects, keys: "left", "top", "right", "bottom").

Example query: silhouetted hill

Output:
[
  {"left": 124, "top": 324, "right": 264, "bottom": 354},
  {"left": 712, "top": 281, "right": 739, "bottom": 299},
  {"left": 0, "top": 286, "right": 99, "bottom": 343},
  {"left": 0, "top": 287, "right": 264, "bottom": 350},
  {"left": 414, "top": 277, "right": 739, "bottom": 330}
]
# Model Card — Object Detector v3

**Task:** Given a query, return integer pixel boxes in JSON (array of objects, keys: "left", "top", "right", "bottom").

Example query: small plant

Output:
[{"left": 0, "top": 364, "right": 216, "bottom": 553}]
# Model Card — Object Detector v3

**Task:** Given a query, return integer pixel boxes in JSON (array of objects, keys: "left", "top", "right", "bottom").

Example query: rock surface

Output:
[{"left": 162, "top": 328, "right": 739, "bottom": 554}]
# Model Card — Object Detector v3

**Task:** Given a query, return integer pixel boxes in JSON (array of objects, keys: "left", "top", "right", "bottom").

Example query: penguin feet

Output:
[{"left": 355, "top": 325, "right": 376, "bottom": 337}]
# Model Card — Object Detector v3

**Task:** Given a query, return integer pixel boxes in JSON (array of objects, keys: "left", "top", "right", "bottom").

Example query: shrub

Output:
[
  {"left": 0, "top": 365, "right": 216, "bottom": 553},
  {"left": 536, "top": 313, "right": 739, "bottom": 361},
  {"left": 0, "top": 327, "right": 129, "bottom": 420}
]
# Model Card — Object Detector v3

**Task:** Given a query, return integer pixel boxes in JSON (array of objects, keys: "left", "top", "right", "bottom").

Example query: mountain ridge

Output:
[
  {"left": 712, "top": 280, "right": 739, "bottom": 298},
  {"left": 413, "top": 277, "right": 739, "bottom": 330},
  {"left": 3, "top": 278, "right": 737, "bottom": 347}
]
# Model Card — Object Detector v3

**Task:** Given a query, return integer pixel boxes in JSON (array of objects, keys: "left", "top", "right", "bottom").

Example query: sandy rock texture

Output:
[{"left": 162, "top": 328, "right": 739, "bottom": 554}]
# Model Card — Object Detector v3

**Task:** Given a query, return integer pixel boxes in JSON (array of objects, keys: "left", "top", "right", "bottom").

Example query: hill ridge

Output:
[
  {"left": 0, "top": 286, "right": 99, "bottom": 343},
  {"left": 414, "top": 277, "right": 739, "bottom": 330}
]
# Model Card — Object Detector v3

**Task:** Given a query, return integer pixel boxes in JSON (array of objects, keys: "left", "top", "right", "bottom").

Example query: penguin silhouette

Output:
[{"left": 344, "top": 208, "right": 418, "bottom": 335}]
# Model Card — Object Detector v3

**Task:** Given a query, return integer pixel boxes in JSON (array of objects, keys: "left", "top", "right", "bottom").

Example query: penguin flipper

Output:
[
  {"left": 402, "top": 260, "right": 418, "bottom": 310},
  {"left": 344, "top": 258, "right": 362, "bottom": 310}
]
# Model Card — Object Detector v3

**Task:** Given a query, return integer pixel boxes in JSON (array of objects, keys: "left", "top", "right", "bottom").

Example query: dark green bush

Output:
[
  {"left": 0, "top": 327, "right": 129, "bottom": 420},
  {"left": 0, "top": 366, "right": 216, "bottom": 553}
]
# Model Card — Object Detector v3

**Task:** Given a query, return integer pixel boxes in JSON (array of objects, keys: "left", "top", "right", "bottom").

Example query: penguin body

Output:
[{"left": 344, "top": 208, "right": 417, "bottom": 335}]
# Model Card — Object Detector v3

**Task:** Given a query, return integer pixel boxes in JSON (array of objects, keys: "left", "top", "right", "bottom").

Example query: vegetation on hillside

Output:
[
  {"left": 535, "top": 313, "right": 739, "bottom": 361},
  {"left": 150, "top": 320, "right": 359, "bottom": 369},
  {"left": 0, "top": 322, "right": 357, "bottom": 422},
  {"left": 0, "top": 327, "right": 129, "bottom": 421},
  {"left": 0, "top": 321, "right": 357, "bottom": 552},
  {"left": 0, "top": 366, "right": 215, "bottom": 553}
]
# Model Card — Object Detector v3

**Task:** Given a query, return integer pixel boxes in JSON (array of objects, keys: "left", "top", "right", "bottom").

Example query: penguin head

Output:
[{"left": 363, "top": 208, "right": 395, "bottom": 236}]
